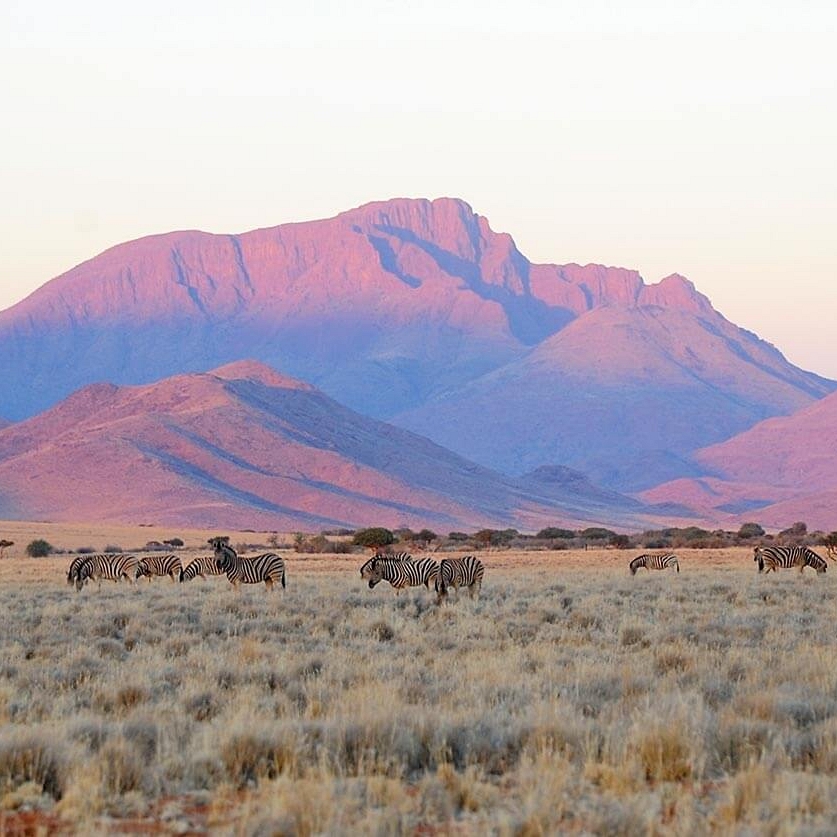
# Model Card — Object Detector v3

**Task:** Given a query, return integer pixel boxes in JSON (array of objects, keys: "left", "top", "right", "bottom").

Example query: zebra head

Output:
[
  {"left": 807, "top": 550, "right": 828, "bottom": 574},
  {"left": 210, "top": 538, "right": 235, "bottom": 573},
  {"left": 359, "top": 557, "right": 383, "bottom": 588},
  {"left": 753, "top": 547, "right": 765, "bottom": 573},
  {"left": 628, "top": 556, "right": 643, "bottom": 575},
  {"left": 135, "top": 559, "right": 150, "bottom": 580}
]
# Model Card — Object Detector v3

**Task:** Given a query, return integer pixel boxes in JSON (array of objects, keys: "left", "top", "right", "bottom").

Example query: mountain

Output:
[
  {"left": 393, "top": 297, "right": 831, "bottom": 490},
  {"left": 1, "top": 197, "right": 831, "bottom": 491},
  {"left": 0, "top": 360, "right": 656, "bottom": 531},
  {"left": 640, "top": 390, "right": 837, "bottom": 530}
]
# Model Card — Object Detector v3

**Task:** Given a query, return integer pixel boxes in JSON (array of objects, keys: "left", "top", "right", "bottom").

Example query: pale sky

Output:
[{"left": 3, "top": 1, "right": 836, "bottom": 376}]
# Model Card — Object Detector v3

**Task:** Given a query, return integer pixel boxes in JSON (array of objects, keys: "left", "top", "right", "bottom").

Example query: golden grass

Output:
[{"left": 1, "top": 542, "right": 836, "bottom": 832}]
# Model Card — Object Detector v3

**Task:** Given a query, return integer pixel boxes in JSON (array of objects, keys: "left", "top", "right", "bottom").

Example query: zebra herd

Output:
[
  {"left": 629, "top": 547, "right": 830, "bottom": 576},
  {"left": 64, "top": 543, "right": 830, "bottom": 594},
  {"left": 359, "top": 553, "right": 485, "bottom": 601},
  {"left": 65, "top": 538, "right": 484, "bottom": 601},
  {"left": 66, "top": 538, "right": 285, "bottom": 591}
]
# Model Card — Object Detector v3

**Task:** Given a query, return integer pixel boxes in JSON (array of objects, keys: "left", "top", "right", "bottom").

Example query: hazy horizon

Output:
[{"left": 4, "top": 0, "right": 836, "bottom": 377}]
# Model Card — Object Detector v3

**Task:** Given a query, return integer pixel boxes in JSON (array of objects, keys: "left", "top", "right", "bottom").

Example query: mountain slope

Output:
[
  {"left": 1, "top": 197, "right": 831, "bottom": 492},
  {"left": 640, "top": 389, "right": 837, "bottom": 529},
  {"left": 394, "top": 300, "right": 829, "bottom": 489},
  {"left": 0, "top": 360, "right": 654, "bottom": 531}
]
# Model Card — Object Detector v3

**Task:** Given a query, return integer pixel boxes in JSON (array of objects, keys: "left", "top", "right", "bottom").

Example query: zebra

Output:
[
  {"left": 72, "top": 553, "right": 139, "bottom": 589},
  {"left": 209, "top": 537, "right": 286, "bottom": 590},
  {"left": 359, "top": 556, "right": 439, "bottom": 592},
  {"left": 135, "top": 553, "right": 182, "bottom": 582},
  {"left": 754, "top": 546, "right": 827, "bottom": 575},
  {"left": 629, "top": 553, "right": 680, "bottom": 575},
  {"left": 435, "top": 556, "right": 485, "bottom": 601},
  {"left": 179, "top": 555, "right": 224, "bottom": 582}
]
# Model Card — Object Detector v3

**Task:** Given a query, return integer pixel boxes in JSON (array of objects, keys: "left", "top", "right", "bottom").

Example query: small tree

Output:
[
  {"left": 823, "top": 532, "right": 837, "bottom": 561},
  {"left": 580, "top": 527, "right": 616, "bottom": 541},
  {"left": 447, "top": 532, "right": 470, "bottom": 542},
  {"left": 26, "top": 539, "right": 53, "bottom": 558},
  {"left": 164, "top": 537, "right": 184, "bottom": 548},
  {"left": 0, "top": 539, "right": 13, "bottom": 559},
  {"left": 415, "top": 529, "right": 437, "bottom": 546},
  {"left": 610, "top": 534, "right": 631, "bottom": 549},
  {"left": 737, "top": 522, "right": 765, "bottom": 540},
  {"left": 536, "top": 527, "right": 575, "bottom": 540},
  {"left": 352, "top": 528, "right": 395, "bottom": 550}
]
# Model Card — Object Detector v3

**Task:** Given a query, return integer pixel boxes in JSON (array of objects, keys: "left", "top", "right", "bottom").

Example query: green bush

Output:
[
  {"left": 737, "top": 523, "right": 765, "bottom": 540},
  {"left": 25, "top": 539, "right": 53, "bottom": 558},
  {"left": 352, "top": 528, "right": 395, "bottom": 549},
  {"left": 536, "top": 527, "right": 576, "bottom": 539}
]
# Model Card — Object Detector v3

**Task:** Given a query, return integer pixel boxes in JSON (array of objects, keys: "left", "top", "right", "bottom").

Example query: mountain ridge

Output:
[
  {"left": 1, "top": 196, "right": 831, "bottom": 494},
  {"left": 0, "top": 360, "right": 660, "bottom": 531}
]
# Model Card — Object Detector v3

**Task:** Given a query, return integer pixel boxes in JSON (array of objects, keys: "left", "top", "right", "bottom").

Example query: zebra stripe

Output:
[
  {"left": 436, "top": 556, "right": 485, "bottom": 600},
  {"left": 74, "top": 553, "right": 139, "bottom": 589},
  {"left": 754, "top": 546, "right": 827, "bottom": 575},
  {"left": 359, "top": 556, "right": 439, "bottom": 592},
  {"left": 629, "top": 553, "right": 680, "bottom": 575},
  {"left": 210, "top": 537, "right": 286, "bottom": 590},
  {"left": 180, "top": 555, "right": 224, "bottom": 582},
  {"left": 135, "top": 554, "right": 182, "bottom": 581}
]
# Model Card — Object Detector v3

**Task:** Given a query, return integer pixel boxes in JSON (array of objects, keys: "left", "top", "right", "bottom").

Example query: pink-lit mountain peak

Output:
[{"left": 6, "top": 196, "right": 714, "bottom": 328}]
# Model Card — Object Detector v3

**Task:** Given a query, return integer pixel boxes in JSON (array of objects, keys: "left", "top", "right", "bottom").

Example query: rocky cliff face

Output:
[
  {"left": 1, "top": 197, "right": 831, "bottom": 491},
  {"left": 0, "top": 360, "right": 656, "bottom": 531}
]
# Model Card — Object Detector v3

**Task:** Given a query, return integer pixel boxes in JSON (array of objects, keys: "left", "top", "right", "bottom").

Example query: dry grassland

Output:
[{"left": 1, "top": 544, "right": 837, "bottom": 834}]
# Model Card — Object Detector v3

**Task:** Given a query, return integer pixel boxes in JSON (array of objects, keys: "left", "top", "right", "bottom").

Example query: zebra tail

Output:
[{"left": 282, "top": 567, "right": 286, "bottom": 589}]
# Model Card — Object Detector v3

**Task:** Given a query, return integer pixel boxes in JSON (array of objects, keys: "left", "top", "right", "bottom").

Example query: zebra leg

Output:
[{"left": 265, "top": 578, "right": 274, "bottom": 591}]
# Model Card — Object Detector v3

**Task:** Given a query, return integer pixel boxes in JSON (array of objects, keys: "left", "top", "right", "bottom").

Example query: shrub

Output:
[
  {"left": 295, "top": 535, "right": 352, "bottom": 554},
  {"left": 580, "top": 528, "right": 616, "bottom": 541},
  {"left": 0, "top": 732, "right": 66, "bottom": 800},
  {"left": 737, "top": 523, "right": 764, "bottom": 540},
  {"left": 352, "top": 528, "right": 395, "bottom": 549},
  {"left": 103, "top": 544, "right": 123, "bottom": 553},
  {"left": 25, "top": 539, "right": 53, "bottom": 558},
  {"left": 536, "top": 527, "right": 576, "bottom": 539}
]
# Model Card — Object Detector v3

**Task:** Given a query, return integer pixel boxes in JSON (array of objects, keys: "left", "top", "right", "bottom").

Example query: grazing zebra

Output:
[
  {"left": 754, "top": 546, "right": 827, "bottom": 575},
  {"left": 67, "top": 555, "right": 94, "bottom": 589},
  {"left": 179, "top": 555, "right": 224, "bottom": 582},
  {"left": 436, "top": 556, "right": 485, "bottom": 601},
  {"left": 359, "top": 556, "right": 439, "bottom": 592},
  {"left": 209, "top": 537, "right": 286, "bottom": 590},
  {"left": 135, "top": 553, "right": 182, "bottom": 582},
  {"left": 73, "top": 553, "right": 139, "bottom": 589},
  {"left": 629, "top": 553, "right": 680, "bottom": 575}
]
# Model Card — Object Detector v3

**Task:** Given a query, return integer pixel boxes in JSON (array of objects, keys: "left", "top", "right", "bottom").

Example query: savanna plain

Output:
[{"left": 1, "top": 531, "right": 837, "bottom": 835}]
